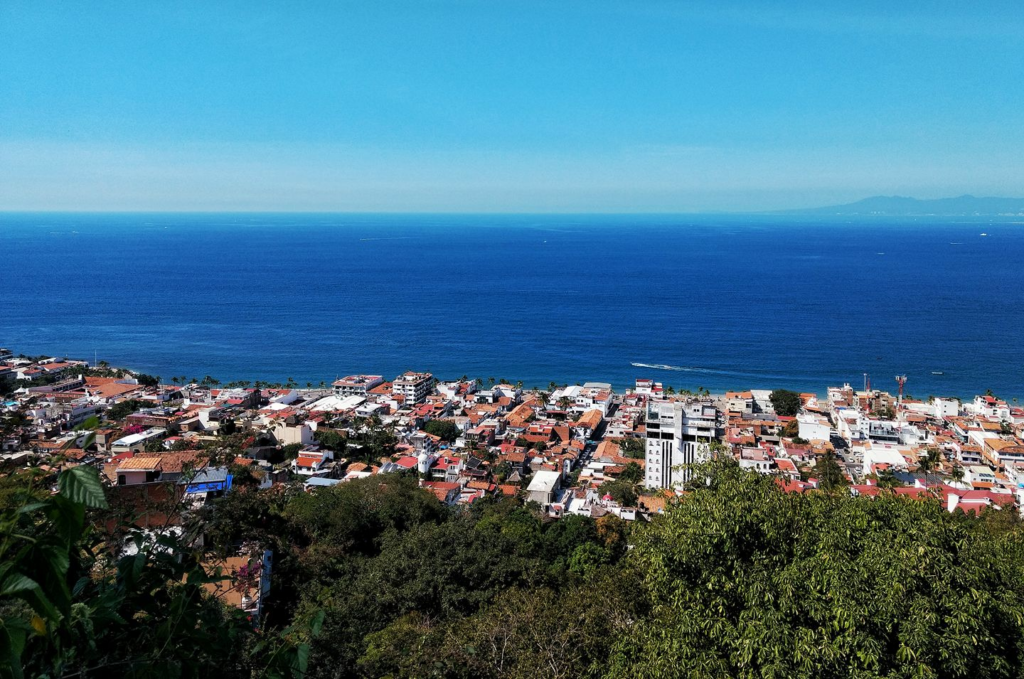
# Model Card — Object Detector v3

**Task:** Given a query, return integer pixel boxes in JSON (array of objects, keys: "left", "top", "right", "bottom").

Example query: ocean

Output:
[{"left": 1, "top": 212, "right": 1022, "bottom": 400}]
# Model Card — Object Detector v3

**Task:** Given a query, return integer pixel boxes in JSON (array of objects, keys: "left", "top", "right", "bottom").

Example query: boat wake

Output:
[{"left": 630, "top": 362, "right": 820, "bottom": 382}]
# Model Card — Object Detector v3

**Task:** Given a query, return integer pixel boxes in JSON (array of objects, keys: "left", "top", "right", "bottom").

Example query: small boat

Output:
[{"left": 931, "top": 371, "right": 944, "bottom": 375}]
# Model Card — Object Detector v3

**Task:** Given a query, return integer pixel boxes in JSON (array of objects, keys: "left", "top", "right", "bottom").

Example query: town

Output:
[{"left": 4, "top": 349, "right": 1023, "bottom": 522}]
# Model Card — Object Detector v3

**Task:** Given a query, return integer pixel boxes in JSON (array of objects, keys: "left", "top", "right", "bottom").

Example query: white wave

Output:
[{"left": 631, "top": 362, "right": 823, "bottom": 382}]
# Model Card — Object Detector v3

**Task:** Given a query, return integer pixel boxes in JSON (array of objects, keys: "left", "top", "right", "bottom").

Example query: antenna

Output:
[{"left": 895, "top": 375, "right": 907, "bottom": 405}]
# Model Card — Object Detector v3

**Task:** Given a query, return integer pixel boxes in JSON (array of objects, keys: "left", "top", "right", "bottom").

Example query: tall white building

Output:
[
  {"left": 392, "top": 371, "right": 434, "bottom": 404},
  {"left": 645, "top": 399, "right": 722, "bottom": 489}
]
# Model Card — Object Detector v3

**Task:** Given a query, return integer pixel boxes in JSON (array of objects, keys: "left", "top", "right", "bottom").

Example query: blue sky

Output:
[{"left": 1, "top": 1, "right": 1022, "bottom": 212}]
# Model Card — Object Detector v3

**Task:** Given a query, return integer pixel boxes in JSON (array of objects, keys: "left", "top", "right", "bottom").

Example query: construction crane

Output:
[{"left": 895, "top": 375, "right": 907, "bottom": 405}]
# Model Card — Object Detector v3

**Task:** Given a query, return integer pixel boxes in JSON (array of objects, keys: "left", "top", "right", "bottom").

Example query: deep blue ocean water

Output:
[{"left": 1, "top": 212, "right": 1022, "bottom": 400}]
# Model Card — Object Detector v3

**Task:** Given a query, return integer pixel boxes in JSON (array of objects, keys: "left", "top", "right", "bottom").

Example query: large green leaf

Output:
[{"left": 57, "top": 465, "right": 108, "bottom": 509}]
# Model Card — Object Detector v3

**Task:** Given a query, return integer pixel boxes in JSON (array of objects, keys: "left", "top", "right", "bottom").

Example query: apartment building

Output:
[
  {"left": 392, "top": 371, "right": 434, "bottom": 404},
  {"left": 332, "top": 374, "right": 384, "bottom": 397},
  {"left": 645, "top": 399, "right": 723, "bottom": 489}
]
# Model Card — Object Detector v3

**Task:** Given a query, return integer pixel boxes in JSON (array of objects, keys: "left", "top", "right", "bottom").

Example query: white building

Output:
[
  {"left": 526, "top": 470, "right": 562, "bottom": 506},
  {"left": 644, "top": 400, "right": 722, "bottom": 489},
  {"left": 111, "top": 427, "right": 167, "bottom": 454},
  {"left": 932, "top": 397, "right": 960, "bottom": 419},
  {"left": 796, "top": 413, "right": 831, "bottom": 442},
  {"left": 392, "top": 371, "right": 434, "bottom": 404},
  {"left": 332, "top": 375, "right": 384, "bottom": 397}
]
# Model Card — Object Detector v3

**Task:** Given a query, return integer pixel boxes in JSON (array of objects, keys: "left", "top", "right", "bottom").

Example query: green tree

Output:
[
  {"left": 105, "top": 398, "right": 148, "bottom": 421},
  {"left": 618, "top": 461, "right": 643, "bottom": 484},
  {"left": 134, "top": 373, "right": 160, "bottom": 387},
  {"left": 613, "top": 459, "right": 1024, "bottom": 678},
  {"left": 424, "top": 419, "right": 460, "bottom": 443},
  {"left": 918, "top": 447, "right": 943, "bottom": 485},
  {"left": 601, "top": 478, "right": 638, "bottom": 507},
  {"left": 813, "top": 451, "right": 847, "bottom": 491},
  {"left": 618, "top": 437, "right": 645, "bottom": 459},
  {"left": 313, "top": 427, "right": 348, "bottom": 454},
  {"left": 769, "top": 389, "right": 802, "bottom": 417}
]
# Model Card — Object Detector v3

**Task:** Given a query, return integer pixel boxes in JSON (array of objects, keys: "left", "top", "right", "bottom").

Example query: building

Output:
[
  {"left": 645, "top": 400, "right": 722, "bottom": 489},
  {"left": 526, "top": 469, "right": 562, "bottom": 506},
  {"left": 392, "top": 371, "right": 434, "bottom": 404},
  {"left": 332, "top": 375, "right": 384, "bottom": 397},
  {"left": 797, "top": 413, "right": 832, "bottom": 442},
  {"left": 111, "top": 428, "right": 167, "bottom": 454},
  {"left": 115, "top": 456, "right": 163, "bottom": 485}
]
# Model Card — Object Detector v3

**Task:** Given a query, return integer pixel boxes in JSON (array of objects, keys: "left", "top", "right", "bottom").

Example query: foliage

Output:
[
  {"left": 105, "top": 399, "right": 149, "bottom": 422},
  {"left": 9, "top": 448, "right": 1024, "bottom": 678},
  {"left": 283, "top": 475, "right": 446, "bottom": 556},
  {"left": 617, "top": 437, "right": 645, "bottom": 459},
  {"left": 612, "top": 458, "right": 1024, "bottom": 678},
  {"left": 312, "top": 427, "right": 346, "bottom": 454},
  {"left": 423, "top": 419, "right": 460, "bottom": 443},
  {"left": 73, "top": 415, "right": 100, "bottom": 431},
  {"left": 600, "top": 478, "right": 638, "bottom": 507},
  {"left": 617, "top": 462, "right": 643, "bottom": 484},
  {"left": 872, "top": 406, "right": 897, "bottom": 420},
  {"left": 134, "top": 373, "right": 160, "bottom": 387},
  {"left": 813, "top": 451, "right": 847, "bottom": 491},
  {"left": 769, "top": 389, "right": 802, "bottom": 417},
  {"left": 0, "top": 465, "right": 321, "bottom": 679}
]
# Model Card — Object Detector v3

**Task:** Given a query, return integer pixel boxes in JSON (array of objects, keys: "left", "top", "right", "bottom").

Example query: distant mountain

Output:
[{"left": 785, "top": 195, "right": 1024, "bottom": 216}]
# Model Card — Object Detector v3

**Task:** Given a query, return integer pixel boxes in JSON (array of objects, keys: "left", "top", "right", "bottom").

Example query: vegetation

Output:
[
  {"left": 105, "top": 399, "right": 149, "bottom": 422},
  {"left": 872, "top": 406, "right": 897, "bottom": 420},
  {"left": 617, "top": 437, "right": 645, "bottom": 459},
  {"left": 813, "top": 450, "right": 847, "bottom": 491},
  {"left": 0, "top": 467, "right": 315, "bottom": 679},
  {"left": 6, "top": 459, "right": 1024, "bottom": 677},
  {"left": 769, "top": 389, "right": 802, "bottom": 417},
  {"left": 423, "top": 419, "right": 460, "bottom": 443}
]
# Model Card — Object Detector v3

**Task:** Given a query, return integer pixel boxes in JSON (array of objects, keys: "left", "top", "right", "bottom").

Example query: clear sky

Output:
[{"left": 1, "top": 1, "right": 1022, "bottom": 212}]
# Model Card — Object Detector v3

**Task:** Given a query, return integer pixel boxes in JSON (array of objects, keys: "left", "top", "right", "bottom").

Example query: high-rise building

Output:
[{"left": 644, "top": 399, "right": 723, "bottom": 489}]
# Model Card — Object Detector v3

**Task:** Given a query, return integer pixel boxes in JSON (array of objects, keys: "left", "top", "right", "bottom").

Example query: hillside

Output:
[{"left": 785, "top": 194, "right": 1024, "bottom": 216}]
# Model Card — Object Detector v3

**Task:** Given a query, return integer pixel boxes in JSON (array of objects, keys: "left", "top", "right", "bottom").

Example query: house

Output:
[
  {"left": 115, "top": 456, "right": 163, "bottom": 485},
  {"left": 526, "top": 469, "right": 562, "bottom": 506},
  {"left": 201, "top": 550, "right": 273, "bottom": 620},
  {"left": 292, "top": 448, "right": 332, "bottom": 476},
  {"left": 181, "top": 467, "right": 235, "bottom": 498},
  {"left": 572, "top": 409, "right": 603, "bottom": 440},
  {"left": 797, "top": 413, "right": 831, "bottom": 442},
  {"left": 421, "top": 481, "right": 460, "bottom": 505}
]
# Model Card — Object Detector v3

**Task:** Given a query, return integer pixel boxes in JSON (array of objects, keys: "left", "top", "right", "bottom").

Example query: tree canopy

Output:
[
  {"left": 7, "top": 458, "right": 1024, "bottom": 678},
  {"left": 769, "top": 389, "right": 802, "bottom": 417},
  {"left": 424, "top": 419, "right": 460, "bottom": 443}
]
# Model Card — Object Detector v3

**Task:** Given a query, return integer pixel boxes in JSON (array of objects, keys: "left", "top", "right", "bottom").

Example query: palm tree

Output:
[
  {"left": 918, "top": 447, "right": 942, "bottom": 485},
  {"left": 171, "top": 377, "right": 179, "bottom": 385}
]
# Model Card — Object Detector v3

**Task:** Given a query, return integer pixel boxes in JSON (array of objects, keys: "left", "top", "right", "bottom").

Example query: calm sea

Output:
[{"left": 1, "top": 213, "right": 1022, "bottom": 400}]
